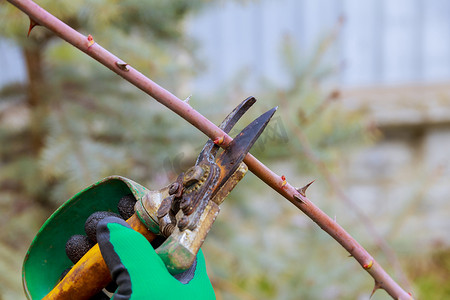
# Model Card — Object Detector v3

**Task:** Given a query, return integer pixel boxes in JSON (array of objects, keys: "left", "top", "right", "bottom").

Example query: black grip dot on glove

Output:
[
  {"left": 85, "top": 211, "right": 122, "bottom": 244},
  {"left": 117, "top": 194, "right": 137, "bottom": 220},
  {"left": 65, "top": 234, "right": 95, "bottom": 264},
  {"left": 61, "top": 199, "right": 132, "bottom": 299}
]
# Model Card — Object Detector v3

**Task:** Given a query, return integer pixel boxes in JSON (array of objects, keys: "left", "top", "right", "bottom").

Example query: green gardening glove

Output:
[{"left": 97, "top": 216, "right": 216, "bottom": 300}]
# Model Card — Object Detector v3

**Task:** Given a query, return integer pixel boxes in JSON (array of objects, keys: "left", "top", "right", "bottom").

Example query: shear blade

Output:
[
  {"left": 196, "top": 97, "right": 257, "bottom": 164},
  {"left": 219, "top": 96, "right": 256, "bottom": 133},
  {"left": 214, "top": 106, "right": 277, "bottom": 189}
]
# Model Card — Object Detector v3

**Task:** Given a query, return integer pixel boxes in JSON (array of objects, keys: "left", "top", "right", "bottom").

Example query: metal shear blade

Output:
[
  {"left": 182, "top": 98, "right": 277, "bottom": 216},
  {"left": 196, "top": 96, "right": 257, "bottom": 165},
  {"left": 213, "top": 105, "right": 278, "bottom": 196}
]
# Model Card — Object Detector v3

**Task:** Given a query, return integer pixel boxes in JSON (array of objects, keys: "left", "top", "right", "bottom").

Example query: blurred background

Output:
[{"left": 1, "top": 0, "right": 449, "bottom": 299}]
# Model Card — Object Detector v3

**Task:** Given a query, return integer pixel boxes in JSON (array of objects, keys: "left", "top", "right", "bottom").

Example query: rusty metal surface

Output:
[
  {"left": 151, "top": 100, "right": 276, "bottom": 274},
  {"left": 195, "top": 96, "right": 256, "bottom": 164},
  {"left": 211, "top": 162, "right": 248, "bottom": 205},
  {"left": 156, "top": 201, "right": 220, "bottom": 274},
  {"left": 135, "top": 187, "right": 170, "bottom": 234},
  {"left": 213, "top": 107, "right": 277, "bottom": 196}
]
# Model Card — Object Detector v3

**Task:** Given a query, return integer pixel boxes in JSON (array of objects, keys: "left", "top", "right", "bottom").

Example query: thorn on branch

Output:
[
  {"left": 27, "top": 17, "right": 39, "bottom": 37},
  {"left": 369, "top": 281, "right": 382, "bottom": 299},
  {"left": 296, "top": 180, "right": 315, "bottom": 197},
  {"left": 293, "top": 193, "right": 304, "bottom": 204},
  {"left": 87, "top": 34, "right": 95, "bottom": 48},
  {"left": 184, "top": 94, "right": 192, "bottom": 104},
  {"left": 115, "top": 60, "right": 129, "bottom": 72}
]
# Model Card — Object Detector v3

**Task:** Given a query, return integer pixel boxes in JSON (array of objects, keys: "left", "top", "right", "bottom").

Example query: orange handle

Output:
[{"left": 43, "top": 213, "right": 156, "bottom": 300}]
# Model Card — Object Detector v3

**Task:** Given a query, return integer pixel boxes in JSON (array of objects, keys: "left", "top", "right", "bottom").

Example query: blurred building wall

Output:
[
  {"left": 0, "top": 39, "right": 27, "bottom": 88},
  {"left": 187, "top": 0, "right": 450, "bottom": 92},
  {"left": 341, "top": 84, "right": 450, "bottom": 248}
]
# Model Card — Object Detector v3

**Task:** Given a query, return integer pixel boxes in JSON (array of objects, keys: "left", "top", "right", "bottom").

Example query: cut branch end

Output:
[{"left": 115, "top": 60, "right": 129, "bottom": 72}]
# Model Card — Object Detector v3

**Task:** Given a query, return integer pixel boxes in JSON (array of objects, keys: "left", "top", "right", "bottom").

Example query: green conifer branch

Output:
[{"left": 6, "top": 0, "right": 413, "bottom": 298}]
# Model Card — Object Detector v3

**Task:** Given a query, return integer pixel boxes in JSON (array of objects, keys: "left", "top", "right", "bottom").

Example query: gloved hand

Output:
[{"left": 97, "top": 216, "right": 216, "bottom": 300}]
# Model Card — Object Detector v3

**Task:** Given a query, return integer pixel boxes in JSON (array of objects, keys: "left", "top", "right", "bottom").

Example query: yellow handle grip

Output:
[{"left": 43, "top": 213, "right": 156, "bottom": 300}]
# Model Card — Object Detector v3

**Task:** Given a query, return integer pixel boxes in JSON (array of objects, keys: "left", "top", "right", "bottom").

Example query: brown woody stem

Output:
[{"left": 7, "top": 0, "right": 412, "bottom": 298}]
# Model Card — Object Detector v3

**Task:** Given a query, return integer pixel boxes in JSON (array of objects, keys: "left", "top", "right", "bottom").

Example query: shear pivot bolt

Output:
[
  {"left": 183, "top": 166, "right": 204, "bottom": 186},
  {"left": 178, "top": 216, "right": 190, "bottom": 231},
  {"left": 157, "top": 196, "right": 173, "bottom": 218},
  {"left": 169, "top": 182, "right": 180, "bottom": 195}
]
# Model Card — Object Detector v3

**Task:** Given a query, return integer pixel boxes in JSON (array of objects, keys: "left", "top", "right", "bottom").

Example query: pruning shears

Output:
[{"left": 22, "top": 97, "right": 276, "bottom": 299}]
